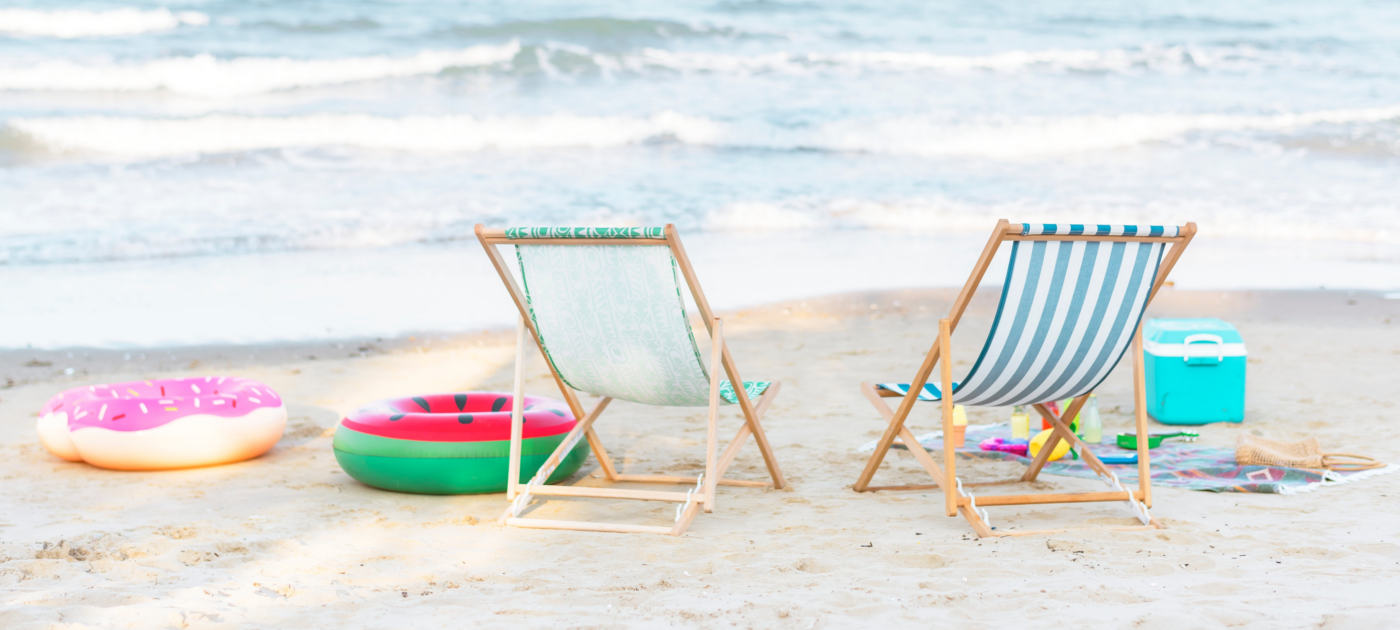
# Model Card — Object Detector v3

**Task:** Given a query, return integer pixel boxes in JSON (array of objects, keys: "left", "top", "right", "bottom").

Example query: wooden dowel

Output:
[
  {"left": 939, "top": 318, "right": 957, "bottom": 518},
  {"left": 983, "top": 524, "right": 1160, "bottom": 538},
  {"left": 528, "top": 485, "right": 693, "bottom": 502},
  {"left": 703, "top": 317, "right": 722, "bottom": 512},
  {"left": 507, "top": 316, "right": 526, "bottom": 500},
  {"left": 612, "top": 473, "right": 767, "bottom": 487},
  {"left": 1133, "top": 327, "right": 1152, "bottom": 507},
  {"left": 964, "top": 490, "right": 1146, "bottom": 506},
  {"left": 504, "top": 517, "right": 675, "bottom": 535}
]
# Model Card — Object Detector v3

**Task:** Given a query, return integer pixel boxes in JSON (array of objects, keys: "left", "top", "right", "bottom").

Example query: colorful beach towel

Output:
[{"left": 865, "top": 424, "right": 1394, "bottom": 495}]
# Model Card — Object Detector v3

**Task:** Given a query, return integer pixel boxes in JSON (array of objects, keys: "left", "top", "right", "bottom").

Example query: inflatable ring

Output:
[
  {"left": 333, "top": 392, "right": 586, "bottom": 495},
  {"left": 37, "top": 377, "right": 286, "bottom": 470}
]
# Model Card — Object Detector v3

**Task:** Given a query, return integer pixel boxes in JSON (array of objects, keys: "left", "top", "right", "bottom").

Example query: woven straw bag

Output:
[{"left": 1236, "top": 435, "right": 1382, "bottom": 472}]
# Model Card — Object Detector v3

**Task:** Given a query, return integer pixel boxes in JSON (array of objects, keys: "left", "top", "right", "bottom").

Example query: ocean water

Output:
[{"left": 1, "top": 1, "right": 1397, "bottom": 347}]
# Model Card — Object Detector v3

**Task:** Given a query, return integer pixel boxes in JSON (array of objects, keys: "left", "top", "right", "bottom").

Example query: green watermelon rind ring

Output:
[{"left": 333, "top": 427, "right": 587, "bottom": 495}]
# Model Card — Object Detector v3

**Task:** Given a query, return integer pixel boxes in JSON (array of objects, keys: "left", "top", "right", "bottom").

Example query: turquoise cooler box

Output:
[{"left": 1143, "top": 318, "right": 1246, "bottom": 425}]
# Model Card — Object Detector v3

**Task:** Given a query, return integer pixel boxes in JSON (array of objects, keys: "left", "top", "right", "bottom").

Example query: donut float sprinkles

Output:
[
  {"left": 37, "top": 377, "right": 286, "bottom": 470},
  {"left": 333, "top": 392, "right": 586, "bottom": 495}
]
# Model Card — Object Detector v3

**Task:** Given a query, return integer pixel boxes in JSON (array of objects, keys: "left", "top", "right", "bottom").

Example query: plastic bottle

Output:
[
  {"left": 1061, "top": 398, "right": 1080, "bottom": 433},
  {"left": 1010, "top": 405, "right": 1030, "bottom": 439},
  {"left": 1081, "top": 395, "right": 1102, "bottom": 444}
]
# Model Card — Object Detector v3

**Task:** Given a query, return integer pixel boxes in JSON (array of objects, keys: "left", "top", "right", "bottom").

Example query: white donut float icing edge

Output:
[
  {"left": 68, "top": 405, "right": 288, "bottom": 470},
  {"left": 37, "top": 412, "right": 82, "bottom": 461}
]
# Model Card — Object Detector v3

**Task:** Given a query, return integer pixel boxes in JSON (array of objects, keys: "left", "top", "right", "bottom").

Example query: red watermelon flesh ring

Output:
[{"left": 340, "top": 392, "right": 574, "bottom": 442}]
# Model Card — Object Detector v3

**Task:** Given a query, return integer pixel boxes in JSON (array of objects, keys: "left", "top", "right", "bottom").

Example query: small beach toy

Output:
[
  {"left": 37, "top": 377, "right": 286, "bottom": 470},
  {"left": 949, "top": 404, "right": 968, "bottom": 447},
  {"left": 1028, "top": 428, "right": 1072, "bottom": 461},
  {"left": 1098, "top": 453, "right": 1138, "bottom": 465},
  {"left": 1116, "top": 431, "right": 1199, "bottom": 450},
  {"left": 979, "top": 437, "right": 1029, "bottom": 457},
  {"left": 333, "top": 392, "right": 586, "bottom": 494}
]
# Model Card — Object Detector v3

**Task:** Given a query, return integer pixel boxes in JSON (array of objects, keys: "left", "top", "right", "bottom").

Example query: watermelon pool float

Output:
[{"left": 333, "top": 392, "right": 587, "bottom": 495}]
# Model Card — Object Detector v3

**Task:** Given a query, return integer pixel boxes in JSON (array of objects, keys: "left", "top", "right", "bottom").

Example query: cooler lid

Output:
[{"left": 1143, "top": 317, "right": 1246, "bottom": 358}]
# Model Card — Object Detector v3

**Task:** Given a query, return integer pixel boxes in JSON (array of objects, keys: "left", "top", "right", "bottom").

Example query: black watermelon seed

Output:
[
  {"left": 491, "top": 396, "right": 507, "bottom": 412},
  {"left": 412, "top": 396, "right": 430, "bottom": 412},
  {"left": 454, "top": 393, "right": 467, "bottom": 410},
  {"left": 458, "top": 414, "right": 473, "bottom": 424},
  {"left": 389, "top": 414, "right": 405, "bottom": 421}
]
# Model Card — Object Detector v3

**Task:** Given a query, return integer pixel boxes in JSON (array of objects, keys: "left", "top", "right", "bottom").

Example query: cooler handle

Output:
[{"left": 1182, "top": 333, "right": 1224, "bottom": 365}]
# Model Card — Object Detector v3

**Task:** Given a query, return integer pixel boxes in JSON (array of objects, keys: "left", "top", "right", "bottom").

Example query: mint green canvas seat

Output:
[{"left": 515, "top": 242, "right": 769, "bottom": 407}]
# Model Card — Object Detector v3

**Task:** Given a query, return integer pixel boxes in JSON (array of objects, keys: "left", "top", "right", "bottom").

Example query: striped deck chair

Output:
[
  {"left": 475, "top": 224, "right": 785, "bottom": 535},
  {"left": 853, "top": 220, "right": 1196, "bottom": 537}
]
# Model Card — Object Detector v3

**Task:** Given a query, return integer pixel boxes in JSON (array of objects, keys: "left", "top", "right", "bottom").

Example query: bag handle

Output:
[{"left": 1321, "top": 453, "right": 1385, "bottom": 472}]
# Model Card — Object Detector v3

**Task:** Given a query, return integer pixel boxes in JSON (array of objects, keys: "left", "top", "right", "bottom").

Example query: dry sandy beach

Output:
[{"left": 1, "top": 288, "right": 1397, "bottom": 628}]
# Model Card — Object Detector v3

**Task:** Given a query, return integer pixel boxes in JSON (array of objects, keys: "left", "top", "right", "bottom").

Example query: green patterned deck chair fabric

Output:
[{"left": 513, "top": 241, "right": 767, "bottom": 407}]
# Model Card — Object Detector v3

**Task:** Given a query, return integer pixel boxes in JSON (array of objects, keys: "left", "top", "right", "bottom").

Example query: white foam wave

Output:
[
  {"left": 0, "top": 8, "right": 208, "bottom": 38},
  {"left": 796, "top": 106, "right": 1400, "bottom": 159},
  {"left": 0, "top": 42, "right": 1293, "bottom": 97},
  {"left": 703, "top": 197, "right": 1396, "bottom": 243},
  {"left": 6, "top": 111, "right": 723, "bottom": 157},
  {"left": 9, "top": 105, "right": 1399, "bottom": 160},
  {"left": 627, "top": 43, "right": 1282, "bottom": 75},
  {"left": 0, "top": 43, "right": 521, "bottom": 97}
]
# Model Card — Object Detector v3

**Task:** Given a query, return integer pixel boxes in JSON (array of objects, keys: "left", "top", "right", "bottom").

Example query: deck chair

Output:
[
  {"left": 853, "top": 220, "right": 1196, "bottom": 537},
  {"left": 475, "top": 225, "right": 785, "bottom": 535}
]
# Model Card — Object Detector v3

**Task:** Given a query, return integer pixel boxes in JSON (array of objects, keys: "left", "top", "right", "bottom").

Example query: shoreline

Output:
[
  {"left": 4, "top": 231, "right": 1397, "bottom": 349},
  {"left": 3, "top": 284, "right": 1391, "bottom": 353},
  {"left": 3, "top": 287, "right": 1392, "bottom": 407}
]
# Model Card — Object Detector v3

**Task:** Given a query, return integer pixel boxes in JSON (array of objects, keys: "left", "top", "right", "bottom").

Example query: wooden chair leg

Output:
[
  {"left": 938, "top": 318, "right": 958, "bottom": 517},
  {"left": 703, "top": 318, "right": 722, "bottom": 512},
  {"left": 508, "top": 316, "right": 527, "bottom": 500},
  {"left": 1133, "top": 327, "right": 1152, "bottom": 507}
]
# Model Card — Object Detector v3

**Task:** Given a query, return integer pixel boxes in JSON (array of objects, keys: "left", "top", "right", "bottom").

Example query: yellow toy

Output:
[{"left": 1028, "top": 428, "right": 1071, "bottom": 461}]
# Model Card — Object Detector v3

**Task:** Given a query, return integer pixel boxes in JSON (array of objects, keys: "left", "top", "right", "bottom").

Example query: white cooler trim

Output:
[{"left": 1143, "top": 339, "right": 1247, "bottom": 358}]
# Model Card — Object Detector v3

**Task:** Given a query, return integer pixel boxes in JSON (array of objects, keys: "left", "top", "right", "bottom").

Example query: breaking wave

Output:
[{"left": 0, "top": 7, "right": 208, "bottom": 38}]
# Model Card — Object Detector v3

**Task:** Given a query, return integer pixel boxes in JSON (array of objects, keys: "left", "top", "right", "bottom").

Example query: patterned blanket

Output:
[{"left": 885, "top": 424, "right": 1394, "bottom": 494}]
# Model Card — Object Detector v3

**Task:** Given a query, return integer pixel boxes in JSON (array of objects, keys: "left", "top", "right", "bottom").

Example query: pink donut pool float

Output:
[{"left": 37, "top": 377, "right": 286, "bottom": 470}]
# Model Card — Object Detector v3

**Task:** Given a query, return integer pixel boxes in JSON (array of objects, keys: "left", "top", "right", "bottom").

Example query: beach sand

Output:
[{"left": 1, "top": 288, "right": 1397, "bottom": 628}]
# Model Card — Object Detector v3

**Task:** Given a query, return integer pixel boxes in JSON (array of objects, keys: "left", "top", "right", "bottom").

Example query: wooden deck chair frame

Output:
[
  {"left": 853, "top": 219, "right": 1196, "bottom": 537},
  {"left": 475, "top": 224, "right": 785, "bottom": 535}
]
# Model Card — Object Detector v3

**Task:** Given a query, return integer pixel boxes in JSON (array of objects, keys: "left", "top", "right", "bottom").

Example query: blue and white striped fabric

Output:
[
  {"left": 881, "top": 233, "right": 1171, "bottom": 407},
  {"left": 1021, "top": 223, "right": 1179, "bottom": 237},
  {"left": 875, "top": 382, "right": 958, "bottom": 401}
]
